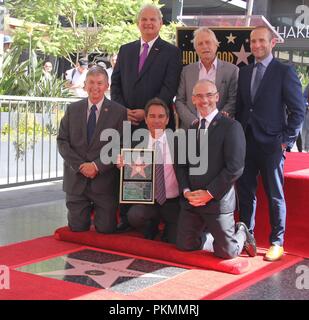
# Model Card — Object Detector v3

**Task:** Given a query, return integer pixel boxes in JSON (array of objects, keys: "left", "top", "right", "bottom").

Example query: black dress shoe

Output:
[
  {"left": 236, "top": 222, "right": 257, "bottom": 257},
  {"left": 116, "top": 221, "right": 131, "bottom": 233}
]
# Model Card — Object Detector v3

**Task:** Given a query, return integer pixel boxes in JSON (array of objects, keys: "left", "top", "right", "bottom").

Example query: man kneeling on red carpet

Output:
[
  {"left": 175, "top": 80, "right": 256, "bottom": 259},
  {"left": 117, "top": 98, "right": 180, "bottom": 244}
]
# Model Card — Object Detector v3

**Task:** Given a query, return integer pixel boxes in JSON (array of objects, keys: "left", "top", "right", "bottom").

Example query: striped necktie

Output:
[{"left": 154, "top": 141, "right": 166, "bottom": 205}]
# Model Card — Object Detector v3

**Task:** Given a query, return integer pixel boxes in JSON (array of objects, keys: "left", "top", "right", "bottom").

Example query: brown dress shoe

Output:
[{"left": 264, "top": 245, "right": 284, "bottom": 261}]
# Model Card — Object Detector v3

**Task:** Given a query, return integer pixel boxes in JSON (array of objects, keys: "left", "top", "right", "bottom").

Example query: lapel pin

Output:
[{"left": 104, "top": 108, "right": 108, "bottom": 112}]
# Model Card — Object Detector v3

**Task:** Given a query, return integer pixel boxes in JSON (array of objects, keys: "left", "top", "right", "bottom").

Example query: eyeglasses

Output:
[{"left": 193, "top": 92, "right": 218, "bottom": 99}]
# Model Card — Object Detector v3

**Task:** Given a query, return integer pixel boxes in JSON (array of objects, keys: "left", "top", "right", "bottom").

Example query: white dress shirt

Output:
[{"left": 198, "top": 57, "right": 218, "bottom": 83}]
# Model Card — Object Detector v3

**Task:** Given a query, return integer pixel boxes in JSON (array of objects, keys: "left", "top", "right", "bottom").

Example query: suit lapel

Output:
[
  {"left": 137, "top": 37, "right": 162, "bottom": 81},
  {"left": 245, "top": 64, "right": 254, "bottom": 104},
  {"left": 253, "top": 58, "right": 276, "bottom": 103},
  {"left": 207, "top": 112, "right": 222, "bottom": 138},
  {"left": 215, "top": 60, "right": 224, "bottom": 93},
  {"left": 81, "top": 99, "right": 88, "bottom": 144},
  {"left": 131, "top": 41, "right": 141, "bottom": 83}
]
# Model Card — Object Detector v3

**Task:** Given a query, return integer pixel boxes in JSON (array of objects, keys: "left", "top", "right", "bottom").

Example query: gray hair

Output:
[
  {"left": 193, "top": 27, "right": 219, "bottom": 49},
  {"left": 193, "top": 79, "right": 217, "bottom": 95},
  {"left": 86, "top": 66, "right": 108, "bottom": 82},
  {"left": 137, "top": 4, "right": 163, "bottom": 22}
]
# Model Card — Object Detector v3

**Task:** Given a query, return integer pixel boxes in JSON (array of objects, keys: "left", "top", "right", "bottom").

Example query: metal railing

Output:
[{"left": 0, "top": 95, "right": 78, "bottom": 188}]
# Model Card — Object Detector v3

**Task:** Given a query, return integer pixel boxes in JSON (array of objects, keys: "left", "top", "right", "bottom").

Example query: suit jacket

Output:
[
  {"left": 111, "top": 37, "right": 182, "bottom": 116},
  {"left": 176, "top": 113, "right": 246, "bottom": 214},
  {"left": 236, "top": 58, "right": 305, "bottom": 153},
  {"left": 175, "top": 59, "right": 239, "bottom": 129},
  {"left": 57, "top": 97, "right": 127, "bottom": 196}
]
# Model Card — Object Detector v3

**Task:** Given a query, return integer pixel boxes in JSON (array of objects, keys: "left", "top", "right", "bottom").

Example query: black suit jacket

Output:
[
  {"left": 177, "top": 113, "right": 246, "bottom": 214},
  {"left": 57, "top": 97, "right": 127, "bottom": 196},
  {"left": 111, "top": 37, "right": 182, "bottom": 127}
]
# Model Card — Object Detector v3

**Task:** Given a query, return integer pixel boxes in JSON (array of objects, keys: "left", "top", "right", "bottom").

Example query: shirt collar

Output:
[
  {"left": 141, "top": 36, "right": 159, "bottom": 50},
  {"left": 255, "top": 53, "right": 273, "bottom": 68},
  {"left": 149, "top": 130, "right": 166, "bottom": 147},
  {"left": 88, "top": 97, "right": 104, "bottom": 112},
  {"left": 198, "top": 108, "right": 219, "bottom": 125},
  {"left": 198, "top": 57, "right": 217, "bottom": 71}
]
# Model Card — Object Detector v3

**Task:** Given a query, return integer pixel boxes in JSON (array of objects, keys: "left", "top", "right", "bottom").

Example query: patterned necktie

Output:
[
  {"left": 251, "top": 62, "right": 263, "bottom": 101},
  {"left": 87, "top": 105, "right": 97, "bottom": 144},
  {"left": 138, "top": 42, "right": 149, "bottom": 73},
  {"left": 155, "top": 141, "right": 166, "bottom": 205}
]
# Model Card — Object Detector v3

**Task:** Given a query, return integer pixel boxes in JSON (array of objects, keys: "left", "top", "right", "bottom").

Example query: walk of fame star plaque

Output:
[{"left": 120, "top": 148, "right": 155, "bottom": 204}]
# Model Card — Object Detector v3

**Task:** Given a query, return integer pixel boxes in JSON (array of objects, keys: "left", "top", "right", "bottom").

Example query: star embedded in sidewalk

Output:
[
  {"left": 226, "top": 33, "right": 236, "bottom": 44},
  {"left": 38, "top": 257, "right": 168, "bottom": 289},
  {"left": 233, "top": 45, "right": 252, "bottom": 65}
]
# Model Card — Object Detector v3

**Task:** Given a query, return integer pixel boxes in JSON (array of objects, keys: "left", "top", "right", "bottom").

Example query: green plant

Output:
[{"left": 0, "top": 46, "right": 71, "bottom": 97}]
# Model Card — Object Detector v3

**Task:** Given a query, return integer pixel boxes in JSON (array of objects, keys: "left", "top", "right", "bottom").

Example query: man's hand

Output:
[
  {"left": 79, "top": 162, "right": 98, "bottom": 179},
  {"left": 221, "top": 111, "right": 230, "bottom": 117},
  {"left": 184, "top": 189, "right": 213, "bottom": 207},
  {"left": 127, "top": 109, "right": 145, "bottom": 126},
  {"left": 116, "top": 154, "right": 124, "bottom": 169}
]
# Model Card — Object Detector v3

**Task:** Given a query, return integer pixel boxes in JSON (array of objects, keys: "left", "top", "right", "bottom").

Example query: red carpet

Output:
[
  {"left": 0, "top": 236, "right": 302, "bottom": 300},
  {"left": 54, "top": 226, "right": 249, "bottom": 275},
  {"left": 253, "top": 152, "right": 309, "bottom": 258}
]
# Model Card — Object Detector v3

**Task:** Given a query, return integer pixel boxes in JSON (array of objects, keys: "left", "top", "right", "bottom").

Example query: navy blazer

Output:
[
  {"left": 235, "top": 58, "right": 305, "bottom": 153},
  {"left": 111, "top": 37, "right": 182, "bottom": 111}
]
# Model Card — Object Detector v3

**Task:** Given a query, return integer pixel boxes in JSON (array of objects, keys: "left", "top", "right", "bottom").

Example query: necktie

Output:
[
  {"left": 251, "top": 62, "right": 263, "bottom": 101},
  {"left": 138, "top": 42, "right": 149, "bottom": 73},
  {"left": 87, "top": 105, "right": 97, "bottom": 144},
  {"left": 155, "top": 141, "right": 166, "bottom": 205},
  {"left": 200, "top": 118, "right": 207, "bottom": 130}
]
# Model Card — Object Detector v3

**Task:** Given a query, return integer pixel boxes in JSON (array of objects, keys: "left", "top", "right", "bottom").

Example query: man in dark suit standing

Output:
[
  {"left": 176, "top": 79, "right": 256, "bottom": 259},
  {"left": 236, "top": 26, "right": 305, "bottom": 261},
  {"left": 111, "top": 3, "right": 182, "bottom": 231},
  {"left": 111, "top": 4, "right": 182, "bottom": 130},
  {"left": 57, "top": 66, "right": 127, "bottom": 233}
]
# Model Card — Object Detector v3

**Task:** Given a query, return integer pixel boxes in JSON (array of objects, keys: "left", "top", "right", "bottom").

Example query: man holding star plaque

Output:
[{"left": 117, "top": 98, "right": 180, "bottom": 243}]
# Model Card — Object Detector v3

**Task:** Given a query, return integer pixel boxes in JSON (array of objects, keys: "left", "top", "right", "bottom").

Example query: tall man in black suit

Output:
[
  {"left": 57, "top": 67, "right": 127, "bottom": 233},
  {"left": 176, "top": 79, "right": 256, "bottom": 259},
  {"left": 111, "top": 3, "right": 182, "bottom": 231},
  {"left": 236, "top": 26, "right": 305, "bottom": 261}
]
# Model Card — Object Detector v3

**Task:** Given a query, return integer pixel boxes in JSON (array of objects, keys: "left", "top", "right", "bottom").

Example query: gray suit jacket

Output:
[
  {"left": 175, "top": 59, "right": 239, "bottom": 129},
  {"left": 57, "top": 97, "right": 127, "bottom": 196}
]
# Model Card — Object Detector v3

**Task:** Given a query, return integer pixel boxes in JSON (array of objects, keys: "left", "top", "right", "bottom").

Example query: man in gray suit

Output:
[
  {"left": 175, "top": 27, "right": 239, "bottom": 130},
  {"left": 176, "top": 80, "right": 256, "bottom": 259},
  {"left": 57, "top": 66, "right": 127, "bottom": 233}
]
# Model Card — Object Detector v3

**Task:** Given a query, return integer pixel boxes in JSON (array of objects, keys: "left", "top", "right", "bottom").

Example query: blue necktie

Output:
[
  {"left": 251, "top": 62, "right": 263, "bottom": 101},
  {"left": 155, "top": 141, "right": 166, "bottom": 205},
  {"left": 87, "top": 105, "right": 97, "bottom": 144}
]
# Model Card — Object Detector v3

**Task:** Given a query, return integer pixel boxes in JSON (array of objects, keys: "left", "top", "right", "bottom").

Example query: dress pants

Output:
[
  {"left": 237, "top": 129, "right": 286, "bottom": 246},
  {"left": 176, "top": 202, "right": 246, "bottom": 259},
  {"left": 66, "top": 183, "right": 118, "bottom": 234},
  {"left": 127, "top": 197, "right": 180, "bottom": 244}
]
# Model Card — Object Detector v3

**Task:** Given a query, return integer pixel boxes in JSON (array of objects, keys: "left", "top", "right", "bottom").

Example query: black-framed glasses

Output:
[{"left": 194, "top": 92, "right": 218, "bottom": 99}]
